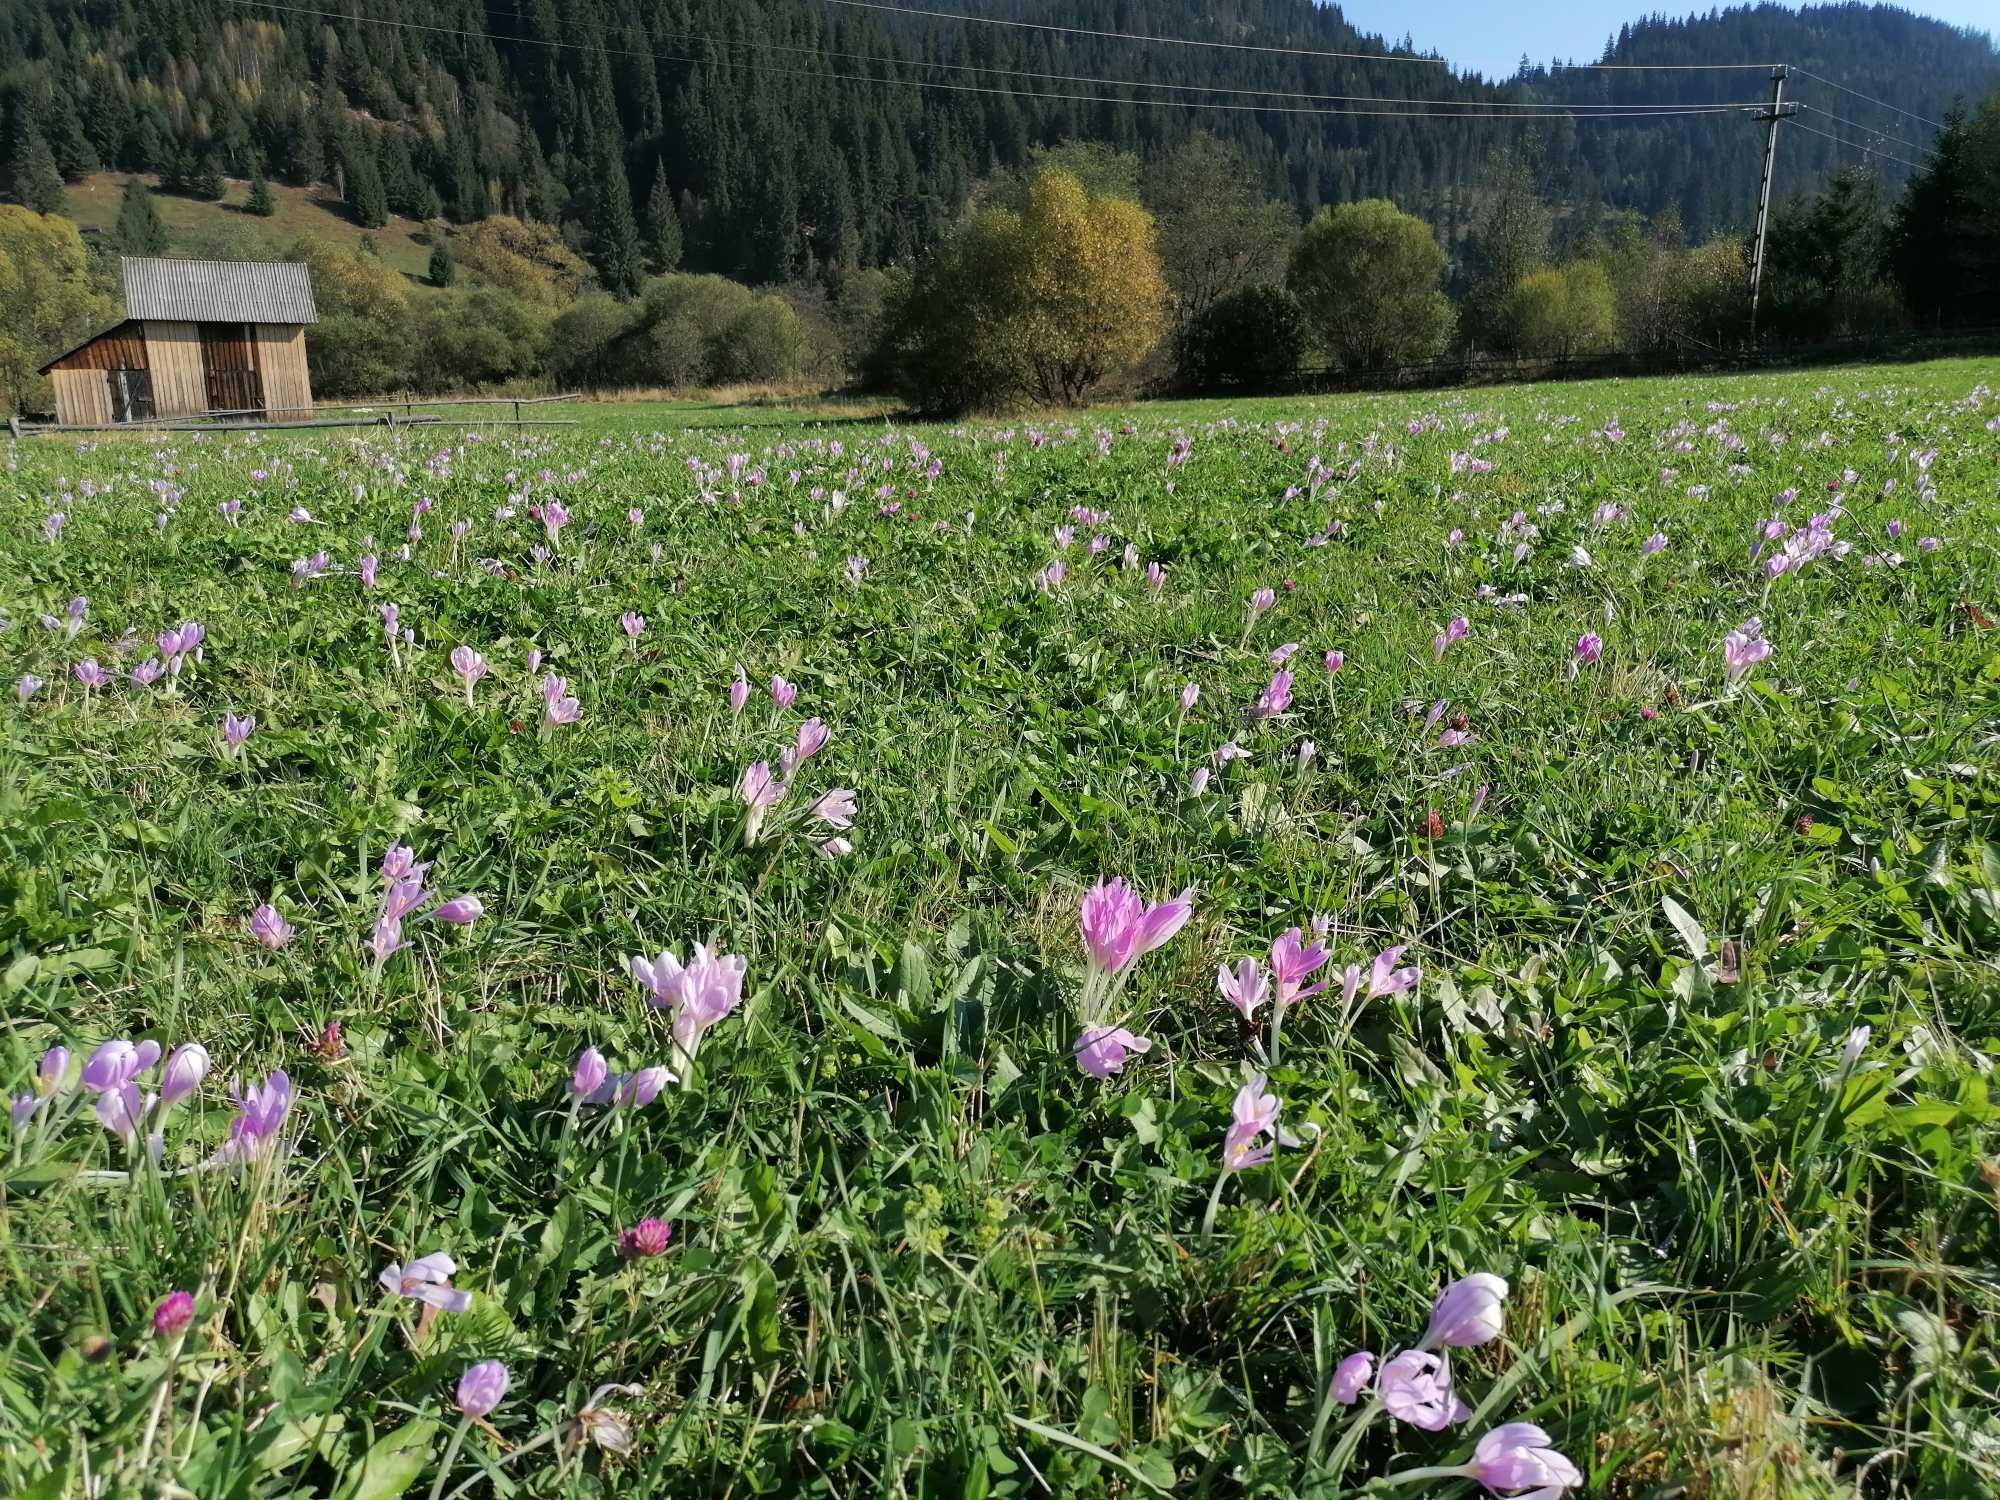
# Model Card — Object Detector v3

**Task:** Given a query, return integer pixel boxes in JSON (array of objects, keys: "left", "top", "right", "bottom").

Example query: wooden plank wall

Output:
[
  {"left": 255, "top": 324, "right": 313, "bottom": 418},
  {"left": 143, "top": 320, "right": 206, "bottom": 417},
  {"left": 50, "top": 369, "right": 112, "bottom": 426},
  {"left": 50, "top": 322, "right": 148, "bottom": 372}
]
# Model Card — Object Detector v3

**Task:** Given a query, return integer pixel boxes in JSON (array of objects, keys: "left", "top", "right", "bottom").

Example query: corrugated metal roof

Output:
[{"left": 121, "top": 257, "right": 318, "bottom": 325}]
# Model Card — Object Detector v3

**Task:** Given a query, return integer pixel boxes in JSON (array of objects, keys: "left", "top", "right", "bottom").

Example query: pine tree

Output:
[
  {"left": 15, "top": 131, "right": 65, "bottom": 214},
  {"left": 348, "top": 143, "right": 389, "bottom": 229},
  {"left": 113, "top": 179, "right": 169, "bottom": 254},
  {"left": 247, "top": 163, "right": 276, "bottom": 217},
  {"left": 591, "top": 132, "right": 644, "bottom": 297},
  {"left": 645, "top": 171, "right": 682, "bottom": 273},
  {"left": 290, "top": 109, "right": 326, "bottom": 187},
  {"left": 428, "top": 240, "right": 455, "bottom": 286},
  {"left": 193, "top": 153, "right": 226, "bottom": 201}
]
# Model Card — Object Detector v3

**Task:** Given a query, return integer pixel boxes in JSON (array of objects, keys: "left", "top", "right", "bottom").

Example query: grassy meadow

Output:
[{"left": 3, "top": 358, "right": 1999, "bottom": 1498}]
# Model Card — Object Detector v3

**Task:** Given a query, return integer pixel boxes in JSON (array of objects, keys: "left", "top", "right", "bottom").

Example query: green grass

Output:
[
  {"left": 64, "top": 171, "right": 439, "bottom": 281},
  {"left": 3, "top": 357, "right": 1999, "bottom": 1498}
]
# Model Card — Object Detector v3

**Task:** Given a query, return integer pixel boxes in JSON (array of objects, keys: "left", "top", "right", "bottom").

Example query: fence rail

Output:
[{"left": 11, "top": 392, "right": 582, "bottom": 438}]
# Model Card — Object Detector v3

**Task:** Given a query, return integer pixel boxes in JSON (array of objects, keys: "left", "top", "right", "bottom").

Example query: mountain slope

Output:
[{"left": 0, "top": 0, "right": 1992, "bottom": 284}]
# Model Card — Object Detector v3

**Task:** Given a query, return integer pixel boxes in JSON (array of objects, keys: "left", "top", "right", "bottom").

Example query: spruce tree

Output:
[
  {"left": 591, "top": 132, "right": 644, "bottom": 297},
  {"left": 113, "top": 180, "right": 170, "bottom": 254},
  {"left": 193, "top": 153, "right": 226, "bottom": 201},
  {"left": 15, "top": 132, "right": 65, "bottom": 214},
  {"left": 348, "top": 145, "right": 389, "bottom": 229},
  {"left": 246, "top": 163, "right": 276, "bottom": 216},
  {"left": 645, "top": 171, "right": 682, "bottom": 273},
  {"left": 428, "top": 240, "right": 455, "bottom": 286}
]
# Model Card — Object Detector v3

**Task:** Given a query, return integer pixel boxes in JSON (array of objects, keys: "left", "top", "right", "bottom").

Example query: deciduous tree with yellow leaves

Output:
[
  {"left": 875, "top": 168, "right": 1167, "bottom": 411},
  {"left": 0, "top": 207, "right": 113, "bottom": 414}
]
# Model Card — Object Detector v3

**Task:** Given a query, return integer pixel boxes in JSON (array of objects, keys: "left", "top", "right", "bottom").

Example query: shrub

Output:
[
  {"left": 1181, "top": 284, "right": 1306, "bottom": 390},
  {"left": 1288, "top": 200, "right": 1454, "bottom": 370}
]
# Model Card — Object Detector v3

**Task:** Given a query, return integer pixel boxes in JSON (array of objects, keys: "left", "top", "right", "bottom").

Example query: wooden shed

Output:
[{"left": 38, "top": 257, "right": 319, "bottom": 425}]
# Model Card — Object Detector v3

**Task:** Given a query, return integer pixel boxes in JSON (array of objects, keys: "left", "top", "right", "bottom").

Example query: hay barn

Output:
[{"left": 38, "top": 257, "right": 318, "bottom": 426}]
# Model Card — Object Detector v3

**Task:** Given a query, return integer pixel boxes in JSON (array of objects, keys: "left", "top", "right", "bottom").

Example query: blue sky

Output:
[{"left": 1327, "top": 1, "right": 1998, "bottom": 81}]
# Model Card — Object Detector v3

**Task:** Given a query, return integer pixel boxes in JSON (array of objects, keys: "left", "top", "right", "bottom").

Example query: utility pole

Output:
[{"left": 1747, "top": 64, "right": 1797, "bottom": 342}]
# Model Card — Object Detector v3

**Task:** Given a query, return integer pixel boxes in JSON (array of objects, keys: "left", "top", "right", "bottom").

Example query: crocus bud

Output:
[
  {"left": 571, "top": 1047, "right": 608, "bottom": 1099},
  {"left": 729, "top": 670, "right": 750, "bottom": 714},
  {"left": 1188, "top": 767, "right": 1211, "bottom": 796},
  {"left": 160, "top": 1043, "right": 209, "bottom": 1106},
  {"left": 455, "top": 1360, "right": 510, "bottom": 1418},
  {"left": 1324, "top": 649, "right": 1345, "bottom": 675},
  {"left": 1423, "top": 1272, "right": 1508, "bottom": 1349},
  {"left": 153, "top": 1290, "right": 195, "bottom": 1338},
  {"left": 1332, "top": 1351, "right": 1375, "bottom": 1405},
  {"left": 434, "top": 896, "right": 483, "bottom": 925},
  {"left": 249, "top": 903, "right": 294, "bottom": 951},
  {"left": 37, "top": 1045, "right": 69, "bottom": 1094},
  {"left": 1179, "top": 682, "right": 1199, "bottom": 713}
]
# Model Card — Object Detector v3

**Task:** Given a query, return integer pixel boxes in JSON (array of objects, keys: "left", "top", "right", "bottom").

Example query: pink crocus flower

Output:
[
  {"left": 1078, "top": 879, "right": 1195, "bottom": 977},
  {"left": 811, "top": 788, "right": 857, "bottom": 829},
  {"left": 1269, "top": 642, "right": 1299, "bottom": 666},
  {"left": 1253, "top": 670, "right": 1293, "bottom": 720},
  {"left": 1248, "top": 587, "right": 1275, "bottom": 614},
  {"left": 770, "top": 675, "right": 797, "bottom": 710},
  {"left": 359, "top": 554, "right": 379, "bottom": 588},
  {"left": 456, "top": 1361, "right": 510, "bottom": 1418},
  {"left": 367, "top": 915, "right": 407, "bottom": 967},
  {"left": 791, "top": 718, "right": 830, "bottom": 766},
  {"left": 729, "top": 668, "right": 751, "bottom": 714},
  {"left": 382, "top": 842, "right": 424, "bottom": 882},
  {"left": 1378, "top": 1349, "right": 1471, "bottom": 1431},
  {"left": 160, "top": 1043, "right": 209, "bottom": 1106},
  {"left": 1323, "top": 649, "right": 1345, "bottom": 675},
  {"left": 571, "top": 1047, "right": 608, "bottom": 1098},
  {"left": 74, "top": 659, "right": 110, "bottom": 689},
  {"left": 1074, "top": 1025, "right": 1150, "bottom": 1079},
  {"left": 1369, "top": 945, "right": 1421, "bottom": 998},
  {"left": 1145, "top": 561, "right": 1165, "bottom": 591},
  {"left": 542, "top": 673, "right": 581, "bottom": 725},
  {"left": 1574, "top": 633, "right": 1603, "bottom": 668},
  {"left": 250, "top": 903, "right": 294, "bottom": 950},
  {"left": 222, "top": 712, "right": 256, "bottom": 755},
  {"left": 450, "top": 646, "right": 489, "bottom": 703},
  {"left": 621, "top": 612, "right": 645, "bottom": 637},
  {"left": 1462, "top": 1423, "right": 1584, "bottom": 1496},
  {"left": 1221, "top": 1073, "right": 1282, "bottom": 1170},
  {"left": 1217, "top": 957, "right": 1269, "bottom": 1022},
  {"left": 17, "top": 674, "right": 43, "bottom": 703},
  {"left": 206, "top": 1070, "right": 293, "bottom": 1167},
  {"left": 1722, "top": 619, "right": 1772, "bottom": 682},
  {"left": 378, "top": 1253, "right": 473, "bottom": 1313},
  {"left": 382, "top": 875, "right": 430, "bottom": 922},
  {"left": 1433, "top": 616, "right": 1470, "bottom": 658},
  {"left": 1269, "top": 927, "right": 1331, "bottom": 1012},
  {"left": 130, "top": 658, "right": 165, "bottom": 686},
  {"left": 1331, "top": 1351, "right": 1375, "bottom": 1405},
  {"left": 1423, "top": 1273, "right": 1509, "bottom": 1348},
  {"left": 434, "top": 896, "right": 482, "bottom": 925}
]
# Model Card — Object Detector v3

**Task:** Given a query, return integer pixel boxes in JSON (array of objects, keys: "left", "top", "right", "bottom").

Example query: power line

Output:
[
  {"left": 1549, "top": 60, "right": 1781, "bottom": 71},
  {"left": 1792, "top": 101, "right": 1918, "bottom": 151},
  {"left": 1788, "top": 117, "right": 1924, "bottom": 170},
  {"left": 233, "top": 3, "right": 1754, "bottom": 120},
  {"left": 1792, "top": 67, "right": 1941, "bottom": 130},
  {"left": 822, "top": 0, "right": 1446, "bottom": 65}
]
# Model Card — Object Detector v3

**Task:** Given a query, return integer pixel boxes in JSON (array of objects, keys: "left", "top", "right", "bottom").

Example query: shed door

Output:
[
  {"left": 107, "top": 369, "right": 155, "bottom": 424},
  {"left": 200, "top": 322, "right": 264, "bottom": 417}
]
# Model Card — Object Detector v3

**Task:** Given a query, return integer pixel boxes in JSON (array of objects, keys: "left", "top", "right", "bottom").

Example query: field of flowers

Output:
[{"left": 3, "top": 358, "right": 1999, "bottom": 1498}]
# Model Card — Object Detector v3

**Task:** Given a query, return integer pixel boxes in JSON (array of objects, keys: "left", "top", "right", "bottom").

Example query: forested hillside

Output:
[{"left": 0, "top": 1, "right": 1992, "bottom": 291}]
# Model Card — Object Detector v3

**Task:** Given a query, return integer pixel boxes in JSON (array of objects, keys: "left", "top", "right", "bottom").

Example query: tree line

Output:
[{"left": 2, "top": 88, "right": 1996, "bottom": 415}]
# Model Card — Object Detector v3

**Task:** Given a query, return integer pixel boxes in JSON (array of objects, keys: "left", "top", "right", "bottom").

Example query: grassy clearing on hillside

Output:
[
  {"left": 64, "top": 172, "right": 438, "bottom": 281},
  {"left": 3, "top": 359, "right": 1999, "bottom": 1498}
]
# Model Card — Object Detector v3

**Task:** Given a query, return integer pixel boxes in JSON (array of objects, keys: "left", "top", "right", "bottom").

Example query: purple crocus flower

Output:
[
  {"left": 367, "top": 915, "right": 407, "bottom": 967},
  {"left": 729, "top": 669, "right": 751, "bottom": 714},
  {"left": 541, "top": 674, "right": 581, "bottom": 726},
  {"left": 1433, "top": 616, "right": 1469, "bottom": 658},
  {"left": 16, "top": 674, "right": 43, "bottom": 703},
  {"left": 791, "top": 718, "right": 830, "bottom": 765},
  {"left": 74, "top": 659, "right": 110, "bottom": 689},
  {"left": 621, "top": 612, "right": 645, "bottom": 637},
  {"left": 1424, "top": 1273, "right": 1509, "bottom": 1348},
  {"left": 1253, "top": 670, "right": 1293, "bottom": 720},
  {"left": 1323, "top": 649, "right": 1345, "bottom": 675},
  {"left": 1269, "top": 927, "right": 1330, "bottom": 1011},
  {"left": 222, "top": 712, "right": 256, "bottom": 755},
  {"left": 1722, "top": 619, "right": 1772, "bottom": 682},
  {"left": 1145, "top": 561, "right": 1165, "bottom": 591},
  {"left": 359, "top": 554, "right": 379, "bottom": 588},
  {"left": 1368, "top": 945, "right": 1421, "bottom": 998},
  {"left": 770, "top": 675, "right": 798, "bottom": 710},
  {"left": 433, "top": 896, "right": 482, "bottom": 925},
  {"left": 450, "top": 646, "right": 488, "bottom": 703},
  {"left": 1463, "top": 1424, "right": 1583, "bottom": 1496},
  {"left": 160, "top": 1043, "right": 209, "bottom": 1106},
  {"left": 130, "top": 658, "right": 165, "bottom": 687},
  {"left": 1574, "top": 633, "right": 1603, "bottom": 667},
  {"left": 571, "top": 1047, "right": 608, "bottom": 1099},
  {"left": 1248, "top": 587, "right": 1275, "bottom": 614}
]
